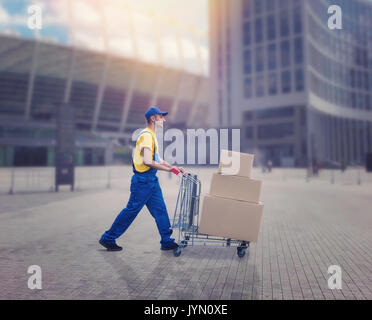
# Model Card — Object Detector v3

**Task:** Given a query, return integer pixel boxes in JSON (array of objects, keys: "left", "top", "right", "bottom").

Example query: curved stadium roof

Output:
[{"left": 0, "top": 0, "right": 210, "bottom": 137}]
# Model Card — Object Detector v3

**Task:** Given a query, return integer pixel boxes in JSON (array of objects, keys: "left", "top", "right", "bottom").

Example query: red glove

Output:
[{"left": 171, "top": 168, "right": 181, "bottom": 176}]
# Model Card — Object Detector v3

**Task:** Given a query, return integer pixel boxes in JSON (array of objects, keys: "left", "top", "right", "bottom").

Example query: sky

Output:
[{"left": 0, "top": 0, "right": 209, "bottom": 75}]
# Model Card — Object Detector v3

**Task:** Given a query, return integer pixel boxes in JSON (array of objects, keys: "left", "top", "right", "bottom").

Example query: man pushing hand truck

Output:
[{"left": 99, "top": 106, "right": 185, "bottom": 251}]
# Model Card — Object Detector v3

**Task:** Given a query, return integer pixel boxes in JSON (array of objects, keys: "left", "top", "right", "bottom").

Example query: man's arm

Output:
[
  {"left": 143, "top": 148, "right": 172, "bottom": 172},
  {"left": 160, "top": 158, "right": 172, "bottom": 170},
  {"left": 160, "top": 158, "right": 185, "bottom": 174}
]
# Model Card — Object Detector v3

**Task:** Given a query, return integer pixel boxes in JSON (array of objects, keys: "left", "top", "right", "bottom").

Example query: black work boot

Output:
[
  {"left": 161, "top": 242, "right": 179, "bottom": 251},
  {"left": 99, "top": 239, "right": 123, "bottom": 251}
]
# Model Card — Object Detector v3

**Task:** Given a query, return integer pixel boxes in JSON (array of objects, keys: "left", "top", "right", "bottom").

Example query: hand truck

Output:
[{"left": 171, "top": 173, "right": 250, "bottom": 258}]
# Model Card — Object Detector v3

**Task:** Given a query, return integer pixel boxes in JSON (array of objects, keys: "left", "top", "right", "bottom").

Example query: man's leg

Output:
[
  {"left": 146, "top": 181, "right": 176, "bottom": 248},
  {"left": 100, "top": 176, "right": 155, "bottom": 244}
]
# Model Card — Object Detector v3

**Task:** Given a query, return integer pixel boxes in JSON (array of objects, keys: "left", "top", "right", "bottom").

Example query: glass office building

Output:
[{"left": 209, "top": 0, "right": 372, "bottom": 167}]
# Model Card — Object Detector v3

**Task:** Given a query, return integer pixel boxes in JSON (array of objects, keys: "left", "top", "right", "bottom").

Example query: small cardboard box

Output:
[
  {"left": 218, "top": 150, "right": 254, "bottom": 177},
  {"left": 198, "top": 194, "right": 264, "bottom": 242},
  {"left": 210, "top": 173, "right": 262, "bottom": 203}
]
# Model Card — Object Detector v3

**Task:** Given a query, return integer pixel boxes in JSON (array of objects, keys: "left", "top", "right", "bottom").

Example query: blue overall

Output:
[{"left": 100, "top": 131, "right": 175, "bottom": 248}]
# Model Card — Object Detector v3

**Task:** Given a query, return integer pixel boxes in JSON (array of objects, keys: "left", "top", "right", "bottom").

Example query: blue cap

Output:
[{"left": 145, "top": 106, "right": 168, "bottom": 120}]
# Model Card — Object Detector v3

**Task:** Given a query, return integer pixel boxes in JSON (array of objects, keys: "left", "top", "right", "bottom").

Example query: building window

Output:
[
  {"left": 364, "top": 72, "right": 369, "bottom": 90},
  {"left": 267, "top": 15, "right": 276, "bottom": 40},
  {"left": 293, "top": 6, "right": 302, "bottom": 34},
  {"left": 268, "top": 43, "right": 276, "bottom": 70},
  {"left": 256, "top": 74, "right": 265, "bottom": 97},
  {"left": 255, "top": 18, "right": 263, "bottom": 43},
  {"left": 243, "top": 21, "right": 251, "bottom": 46},
  {"left": 366, "top": 94, "right": 371, "bottom": 110},
  {"left": 350, "top": 69, "right": 356, "bottom": 88},
  {"left": 256, "top": 106, "right": 294, "bottom": 119},
  {"left": 279, "top": 0, "right": 290, "bottom": 8},
  {"left": 351, "top": 92, "right": 356, "bottom": 108},
  {"left": 254, "top": 0, "right": 263, "bottom": 15},
  {"left": 300, "top": 106, "right": 306, "bottom": 125},
  {"left": 258, "top": 122, "right": 294, "bottom": 140},
  {"left": 268, "top": 72, "right": 277, "bottom": 95},
  {"left": 280, "top": 40, "right": 290, "bottom": 67},
  {"left": 294, "top": 38, "right": 303, "bottom": 64},
  {"left": 281, "top": 71, "right": 291, "bottom": 93},
  {"left": 357, "top": 92, "right": 364, "bottom": 109},
  {"left": 242, "top": 0, "right": 251, "bottom": 18},
  {"left": 244, "top": 111, "right": 253, "bottom": 121},
  {"left": 245, "top": 127, "right": 253, "bottom": 139},
  {"left": 255, "top": 46, "right": 264, "bottom": 72},
  {"left": 280, "top": 10, "right": 290, "bottom": 37},
  {"left": 295, "top": 69, "right": 304, "bottom": 91},
  {"left": 243, "top": 50, "right": 252, "bottom": 74},
  {"left": 357, "top": 70, "right": 363, "bottom": 89},
  {"left": 346, "top": 91, "right": 351, "bottom": 107},
  {"left": 266, "top": 0, "right": 276, "bottom": 12},
  {"left": 244, "top": 78, "right": 253, "bottom": 98},
  {"left": 342, "top": 90, "right": 348, "bottom": 107}
]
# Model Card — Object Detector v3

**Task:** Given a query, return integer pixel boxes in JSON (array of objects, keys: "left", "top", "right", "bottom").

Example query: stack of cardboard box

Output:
[{"left": 198, "top": 150, "right": 264, "bottom": 242}]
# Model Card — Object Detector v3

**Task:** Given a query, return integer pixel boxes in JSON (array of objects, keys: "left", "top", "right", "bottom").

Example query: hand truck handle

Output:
[{"left": 171, "top": 168, "right": 183, "bottom": 177}]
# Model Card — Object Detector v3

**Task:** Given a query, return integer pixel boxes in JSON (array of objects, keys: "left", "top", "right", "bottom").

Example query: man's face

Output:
[
  {"left": 152, "top": 114, "right": 166, "bottom": 127},
  {"left": 155, "top": 114, "right": 166, "bottom": 122}
]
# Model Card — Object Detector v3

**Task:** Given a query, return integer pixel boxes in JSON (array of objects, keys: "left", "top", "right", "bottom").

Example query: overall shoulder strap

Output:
[
  {"left": 138, "top": 130, "right": 156, "bottom": 152},
  {"left": 132, "top": 130, "right": 156, "bottom": 173}
]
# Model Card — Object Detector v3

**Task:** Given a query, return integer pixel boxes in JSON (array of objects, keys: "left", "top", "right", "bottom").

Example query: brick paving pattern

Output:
[{"left": 0, "top": 167, "right": 371, "bottom": 300}]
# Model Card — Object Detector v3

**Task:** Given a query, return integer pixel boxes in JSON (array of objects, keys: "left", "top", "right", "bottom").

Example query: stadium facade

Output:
[
  {"left": 0, "top": 35, "right": 209, "bottom": 167},
  {"left": 209, "top": 0, "right": 372, "bottom": 168}
]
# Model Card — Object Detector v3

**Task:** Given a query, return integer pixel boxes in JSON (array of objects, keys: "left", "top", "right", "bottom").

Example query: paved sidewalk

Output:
[{"left": 0, "top": 168, "right": 371, "bottom": 300}]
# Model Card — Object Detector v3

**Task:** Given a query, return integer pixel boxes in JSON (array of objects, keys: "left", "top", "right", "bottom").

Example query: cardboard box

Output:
[
  {"left": 198, "top": 194, "right": 264, "bottom": 242},
  {"left": 210, "top": 173, "right": 262, "bottom": 203},
  {"left": 218, "top": 150, "right": 254, "bottom": 177}
]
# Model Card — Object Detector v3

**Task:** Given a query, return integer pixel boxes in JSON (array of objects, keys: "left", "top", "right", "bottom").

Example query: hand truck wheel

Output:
[
  {"left": 173, "top": 246, "right": 182, "bottom": 257},
  {"left": 181, "top": 240, "right": 188, "bottom": 248},
  {"left": 237, "top": 247, "right": 246, "bottom": 258}
]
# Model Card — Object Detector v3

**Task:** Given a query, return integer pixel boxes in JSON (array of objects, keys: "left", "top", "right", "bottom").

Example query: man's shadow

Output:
[
  {"left": 98, "top": 245, "right": 259, "bottom": 300},
  {"left": 97, "top": 249, "right": 176, "bottom": 299}
]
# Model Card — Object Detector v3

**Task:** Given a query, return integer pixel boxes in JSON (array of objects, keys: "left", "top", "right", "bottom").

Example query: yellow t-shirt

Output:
[{"left": 133, "top": 128, "right": 160, "bottom": 173}]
